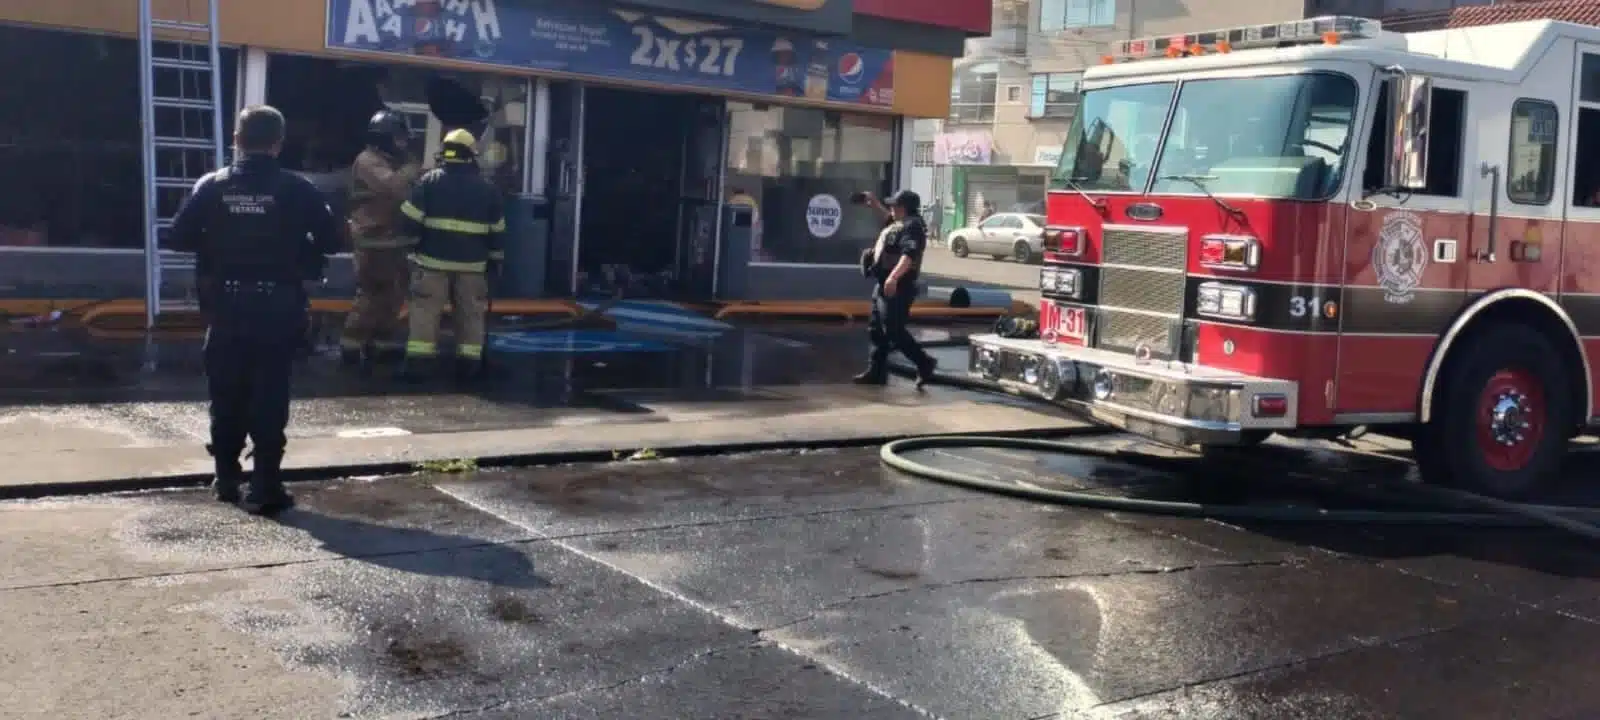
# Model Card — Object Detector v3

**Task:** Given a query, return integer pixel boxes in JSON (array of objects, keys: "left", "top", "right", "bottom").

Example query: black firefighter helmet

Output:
[{"left": 367, "top": 109, "right": 409, "bottom": 146}]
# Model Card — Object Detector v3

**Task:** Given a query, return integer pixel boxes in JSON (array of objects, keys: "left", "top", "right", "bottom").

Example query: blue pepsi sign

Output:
[{"left": 326, "top": 0, "right": 896, "bottom": 107}]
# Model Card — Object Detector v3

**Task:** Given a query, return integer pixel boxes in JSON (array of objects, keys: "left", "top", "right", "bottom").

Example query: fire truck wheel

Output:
[
  {"left": 951, "top": 237, "right": 969, "bottom": 258},
  {"left": 1418, "top": 323, "right": 1571, "bottom": 499}
]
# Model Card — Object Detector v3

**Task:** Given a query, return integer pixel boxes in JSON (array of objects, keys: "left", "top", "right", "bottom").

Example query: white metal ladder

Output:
[{"left": 137, "top": 0, "right": 224, "bottom": 328}]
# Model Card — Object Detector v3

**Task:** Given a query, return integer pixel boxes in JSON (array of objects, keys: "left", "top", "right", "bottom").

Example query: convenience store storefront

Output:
[{"left": 0, "top": 0, "right": 982, "bottom": 311}]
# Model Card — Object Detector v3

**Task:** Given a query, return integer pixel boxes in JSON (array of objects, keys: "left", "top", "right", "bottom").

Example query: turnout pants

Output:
[
  {"left": 204, "top": 282, "right": 307, "bottom": 468},
  {"left": 340, "top": 245, "right": 410, "bottom": 354},
  {"left": 405, "top": 267, "right": 489, "bottom": 360},
  {"left": 867, "top": 285, "right": 932, "bottom": 374}
]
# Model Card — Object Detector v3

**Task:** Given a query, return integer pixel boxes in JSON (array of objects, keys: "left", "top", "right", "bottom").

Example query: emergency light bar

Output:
[{"left": 1103, "top": 15, "right": 1382, "bottom": 64}]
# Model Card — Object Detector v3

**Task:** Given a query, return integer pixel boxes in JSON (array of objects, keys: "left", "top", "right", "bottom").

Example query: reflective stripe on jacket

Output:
[{"left": 399, "top": 162, "right": 506, "bottom": 273}]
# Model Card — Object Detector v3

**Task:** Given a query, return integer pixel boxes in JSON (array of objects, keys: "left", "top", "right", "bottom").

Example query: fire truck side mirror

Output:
[{"left": 1385, "top": 72, "right": 1433, "bottom": 191}]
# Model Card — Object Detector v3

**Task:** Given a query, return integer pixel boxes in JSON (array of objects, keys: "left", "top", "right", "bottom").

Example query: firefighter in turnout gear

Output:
[
  {"left": 167, "top": 105, "right": 341, "bottom": 515},
  {"left": 399, "top": 128, "right": 506, "bottom": 382},
  {"left": 340, "top": 109, "right": 422, "bottom": 369}
]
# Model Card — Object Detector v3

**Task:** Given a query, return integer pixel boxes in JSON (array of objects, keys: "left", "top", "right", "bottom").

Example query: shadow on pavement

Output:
[{"left": 274, "top": 510, "right": 550, "bottom": 590}]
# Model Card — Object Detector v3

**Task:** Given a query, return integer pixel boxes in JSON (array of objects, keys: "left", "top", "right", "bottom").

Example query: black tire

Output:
[
  {"left": 1415, "top": 323, "right": 1571, "bottom": 499},
  {"left": 950, "top": 237, "right": 969, "bottom": 258},
  {"left": 1012, "top": 241, "right": 1035, "bottom": 264}
]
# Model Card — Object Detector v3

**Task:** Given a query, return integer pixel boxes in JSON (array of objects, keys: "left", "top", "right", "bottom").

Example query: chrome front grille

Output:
[
  {"left": 1101, "top": 227, "right": 1188, "bottom": 269},
  {"left": 1096, "top": 226, "right": 1188, "bottom": 356},
  {"left": 1099, "top": 266, "right": 1185, "bottom": 313}
]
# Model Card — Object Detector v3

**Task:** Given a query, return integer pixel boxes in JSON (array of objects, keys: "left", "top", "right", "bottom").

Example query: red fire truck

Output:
[{"left": 967, "top": 15, "right": 1600, "bottom": 498}]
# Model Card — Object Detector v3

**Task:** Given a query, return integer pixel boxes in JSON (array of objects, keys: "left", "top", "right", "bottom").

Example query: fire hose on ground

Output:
[{"left": 880, "top": 356, "right": 1600, "bottom": 543}]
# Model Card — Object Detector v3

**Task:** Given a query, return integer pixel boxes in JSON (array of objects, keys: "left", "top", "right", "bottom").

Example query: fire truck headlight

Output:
[
  {"left": 1196, "top": 282, "right": 1256, "bottom": 322},
  {"left": 1039, "top": 267, "right": 1081, "bottom": 298}
]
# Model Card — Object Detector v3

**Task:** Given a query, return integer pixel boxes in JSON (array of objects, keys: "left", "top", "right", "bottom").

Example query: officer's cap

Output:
[{"left": 886, "top": 189, "right": 921, "bottom": 212}]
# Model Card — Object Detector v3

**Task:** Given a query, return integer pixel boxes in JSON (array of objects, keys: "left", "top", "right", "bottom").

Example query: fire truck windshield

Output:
[{"left": 1055, "top": 72, "right": 1359, "bottom": 200}]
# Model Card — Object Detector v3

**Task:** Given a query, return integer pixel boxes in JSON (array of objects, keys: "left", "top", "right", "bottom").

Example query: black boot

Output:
[
  {"left": 454, "top": 357, "right": 484, "bottom": 383},
  {"left": 915, "top": 358, "right": 939, "bottom": 390},
  {"left": 372, "top": 346, "right": 406, "bottom": 365},
  {"left": 206, "top": 444, "right": 243, "bottom": 503},
  {"left": 241, "top": 452, "right": 294, "bottom": 516},
  {"left": 398, "top": 355, "right": 434, "bottom": 383}
]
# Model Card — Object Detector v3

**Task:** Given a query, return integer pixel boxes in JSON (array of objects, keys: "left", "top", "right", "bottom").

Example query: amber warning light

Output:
[{"left": 1102, "top": 16, "right": 1380, "bottom": 64}]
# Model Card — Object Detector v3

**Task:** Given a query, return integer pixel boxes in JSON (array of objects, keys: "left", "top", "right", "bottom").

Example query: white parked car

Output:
[{"left": 946, "top": 213, "right": 1046, "bottom": 264}]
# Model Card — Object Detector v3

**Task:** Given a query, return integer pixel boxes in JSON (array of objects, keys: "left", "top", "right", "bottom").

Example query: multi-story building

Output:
[{"left": 915, "top": 0, "right": 1523, "bottom": 237}]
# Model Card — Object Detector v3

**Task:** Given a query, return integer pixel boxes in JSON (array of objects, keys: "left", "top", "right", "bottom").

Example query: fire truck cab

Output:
[{"left": 967, "top": 15, "right": 1600, "bottom": 498}]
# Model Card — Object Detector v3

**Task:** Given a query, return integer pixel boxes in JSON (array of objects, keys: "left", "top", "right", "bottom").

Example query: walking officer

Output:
[
  {"left": 398, "top": 128, "right": 506, "bottom": 382},
  {"left": 340, "top": 109, "right": 422, "bottom": 369},
  {"left": 853, "top": 189, "right": 938, "bottom": 388},
  {"left": 168, "top": 105, "right": 342, "bottom": 515}
]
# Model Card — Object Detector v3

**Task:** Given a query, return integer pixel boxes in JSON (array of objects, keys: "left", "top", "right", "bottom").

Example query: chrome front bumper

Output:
[{"left": 967, "top": 334, "right": 1299, "bottom": 446}]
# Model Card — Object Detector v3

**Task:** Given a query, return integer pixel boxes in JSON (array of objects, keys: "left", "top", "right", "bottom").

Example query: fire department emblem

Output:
[{"left": 1373, "top": 211, "right": 1426, "bottom": 304}]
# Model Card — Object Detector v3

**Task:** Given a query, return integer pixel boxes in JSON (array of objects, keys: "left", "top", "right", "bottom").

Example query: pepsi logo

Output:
[
  {"left": 414, "top": 18, "right": 436, "bottom": 36},
  {"left": 837, "top": 53, "right": 864, "bottom": 84}
]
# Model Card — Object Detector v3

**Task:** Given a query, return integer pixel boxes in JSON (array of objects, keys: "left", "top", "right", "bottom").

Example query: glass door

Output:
[{"left": 676, "top": 98, "right": 727, "bottom": 299}]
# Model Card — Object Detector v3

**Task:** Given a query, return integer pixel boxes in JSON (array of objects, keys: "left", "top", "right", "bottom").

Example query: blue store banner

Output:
[{"left": 326, "top": 0, "right": 895, "bottom": 107}]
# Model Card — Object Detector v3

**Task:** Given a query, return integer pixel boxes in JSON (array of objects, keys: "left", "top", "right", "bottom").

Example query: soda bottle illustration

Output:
[
  {"left": 772, "top": 39, "right": 804, "bottom": 96},
  {"left": 414, "top": 0, "right": 445, "bottom": 56},
  {"left": 803, "top": 40, "right": 830, "bottom": 99}
]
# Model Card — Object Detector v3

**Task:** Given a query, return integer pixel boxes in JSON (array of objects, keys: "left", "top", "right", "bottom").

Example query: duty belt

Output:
[{"left": 219, "top": 280, "right": 297, "bottom": 292}]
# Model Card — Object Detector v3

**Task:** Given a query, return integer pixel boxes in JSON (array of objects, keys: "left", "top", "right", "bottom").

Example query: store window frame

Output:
[
  {"left": 1040, "top": 0, "right": 1117, "bottom": 32},
  {"left": 726, "top": 102, "right": 897, "bottom": 268},
  {"left": 949, "top": 63, "right": 998, "bottom": 124},
  {"left": 1030, "top": 72, "right": 1082, "bottom": 119},
  {"left": 1506, "top": 98, "right": 1557, "bottom": 206},
  {"left": 0, "top": 26, "right": 239, "bottom": 254},
  {"left": 259, "top": 51, "right": 533, "bottom": 241}
]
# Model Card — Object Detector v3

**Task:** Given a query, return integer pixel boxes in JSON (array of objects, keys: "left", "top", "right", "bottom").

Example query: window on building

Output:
[
  {"left": 1507, "top": 99, "right": 1557, "bottom": 206},
  {"left": 0, "top": 26, "right": 237, "bottom": 249},
  {"left": 949, "top": 63, "right": 998, "bottom": 123},
  {"left": 913, "top": 141, "right": 935, "bottom": 167},
  {"left": 1006, "top": 85, "right": 1022, "bottom": 103},
  {"left": 1040, "top": 0, "right": 1116, "bottom": 31},
  {"left": 1030, "top": 72, "right": 1082, "bottom": 119},
  {"left": 1362, "top": 81, "right": 1466, "bottom": 197},
  {"left": 725, "top": 104, "right": 894, "bottom": 265}
]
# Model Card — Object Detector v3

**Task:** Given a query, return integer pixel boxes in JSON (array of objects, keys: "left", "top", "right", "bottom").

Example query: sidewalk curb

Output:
[{"left": 0, "top": 424, "right": 1116, "bottom": 501}]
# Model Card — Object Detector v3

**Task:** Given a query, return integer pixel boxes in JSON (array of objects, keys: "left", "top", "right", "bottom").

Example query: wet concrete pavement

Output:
[
  {"left": 2, "top": 320, "right": 1065, "bottom": 488},
  {"left": 6, "top": 432, "right": 1600, "bottom": 719},
  {"left": 0, "top": 319, "right": 981, "bottom": 447}
]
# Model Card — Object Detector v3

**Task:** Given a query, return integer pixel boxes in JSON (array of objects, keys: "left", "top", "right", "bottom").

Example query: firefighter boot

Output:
[
  {"left": 373, "top": 346, "right": 407, "bottom": 365},
  {"left": 241, "top": 451, "right": 295, "bottom": 516},
  {"left": 454, "top": 356, "right": 485, "bottom": 384},
  {"left": 206, "top": 444, "right": 243, "bottom": 503},
  {"left": 398, "top": 355, "right": 436, "bottom": 383},
  {"left": 339, "top": 345, "right": 365, "bottom": 369}
]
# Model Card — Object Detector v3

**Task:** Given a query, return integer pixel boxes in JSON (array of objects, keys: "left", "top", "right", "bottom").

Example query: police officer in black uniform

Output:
[
  {"left": 168, "top": 105, "right": 342, "bottom": 515},
  {"left": 854, "top": 189, "right": 937, "bottom": 388}
]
